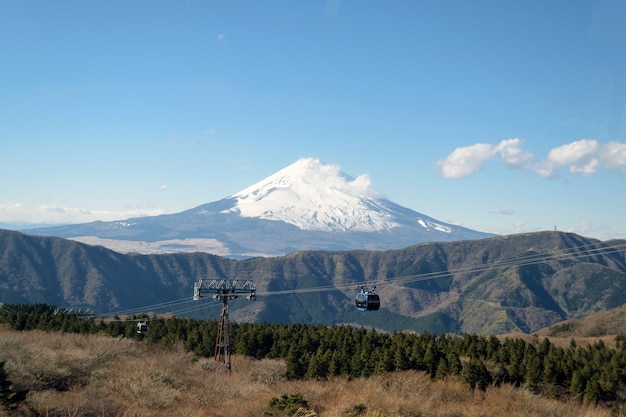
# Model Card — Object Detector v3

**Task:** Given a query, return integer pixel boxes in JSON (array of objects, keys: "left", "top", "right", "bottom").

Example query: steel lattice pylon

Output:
[{"left": 193, "top": 279, "right": 256, "bottom": 371}]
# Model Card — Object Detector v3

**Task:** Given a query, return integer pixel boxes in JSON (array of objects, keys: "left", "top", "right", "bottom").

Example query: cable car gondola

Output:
[
  {"left": 355, "top": 285, "right": 380, "bottom": 311},
  {"left": 136, "top": 321, "right": 148, "bottom": 334}
]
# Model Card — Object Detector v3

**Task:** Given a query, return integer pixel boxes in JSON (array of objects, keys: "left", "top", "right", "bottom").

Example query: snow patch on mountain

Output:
[
  {"left": 417, "top": 218, "right": 452, "bottom": 233},
  {"left": 223, "top": 158, "right": 400, "bottom": 232}
]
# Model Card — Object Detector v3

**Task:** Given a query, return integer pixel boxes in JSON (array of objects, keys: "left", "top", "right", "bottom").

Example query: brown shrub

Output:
[{"left": 0, "top": 328, "right": 613, "bottom": 417}]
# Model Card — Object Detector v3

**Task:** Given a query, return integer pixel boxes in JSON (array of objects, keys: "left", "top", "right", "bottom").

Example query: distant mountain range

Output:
[
  {"left": 2, "top": 228, "right": 625, "bottom": 335},
  {"left": 23, "top": 158, "right": 494, "bottom": 258}
]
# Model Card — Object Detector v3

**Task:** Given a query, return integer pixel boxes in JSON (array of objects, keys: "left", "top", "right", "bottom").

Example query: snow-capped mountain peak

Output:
[
  {"left": 223, "top": 158, "right": 399, "bottom": 232},
  {"left": 24, "top": 157, "right": 495, "bottom": 258}
]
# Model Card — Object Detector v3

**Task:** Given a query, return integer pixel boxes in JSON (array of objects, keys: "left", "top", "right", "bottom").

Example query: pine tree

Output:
[
  {"left": 570, "top": 368, "right": 587, "bottom": 397},
  {"left": 286, "top": 345, "right": 307, "bottom": 380},
  {"left": 435, "top": 357, "right": 448, "bottom": 380},
  {"left": 461, "top": 358, "right": 492, "bottom": 391},
  {"left": 583, "top": 374, "right": 602, "bottom": 405},
  {"left": 446, "top": 350, "right": 461, "bottom": 376}
]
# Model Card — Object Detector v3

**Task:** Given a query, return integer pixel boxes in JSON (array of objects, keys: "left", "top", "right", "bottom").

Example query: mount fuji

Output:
[{"left": 25, "top": 158, "right": 495, "bottom": 258}]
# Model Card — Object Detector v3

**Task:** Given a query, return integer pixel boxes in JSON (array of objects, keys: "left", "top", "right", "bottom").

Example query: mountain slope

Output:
[
  {"left": 536, "top": 303, "right": 626, "bottom": 340},
  {"left": 2, "top": 228, "right": 626, "bottom": 334},
  {"left": 24, "top": 158, "right": 494, "bottom": 258}
]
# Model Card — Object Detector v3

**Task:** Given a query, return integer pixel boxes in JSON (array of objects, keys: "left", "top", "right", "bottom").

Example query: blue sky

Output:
[{"left": 1, "top": 0, "right": 625, "bottom": 240}]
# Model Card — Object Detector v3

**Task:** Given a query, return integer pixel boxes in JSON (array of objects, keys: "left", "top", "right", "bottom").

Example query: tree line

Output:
[{"left": 1, "top": 303, "right": 626, "bottom": 411}]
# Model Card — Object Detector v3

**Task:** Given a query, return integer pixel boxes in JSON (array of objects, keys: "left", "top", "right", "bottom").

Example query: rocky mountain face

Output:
[
  {"left": 24, "top": 158, "right": 494, "bottom": 258},
  {"left": 2, "top": 228, "right": 626, "bottom": 335}
]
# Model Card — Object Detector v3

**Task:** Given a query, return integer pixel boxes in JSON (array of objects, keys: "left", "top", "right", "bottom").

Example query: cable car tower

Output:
[{"left": 193, "top": 279, "right": 256, "bottom": 371}]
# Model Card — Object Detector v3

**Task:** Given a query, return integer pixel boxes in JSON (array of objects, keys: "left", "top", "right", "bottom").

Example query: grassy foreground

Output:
[{"left": 0, "top": 327, "right": 611, "bottom": 417}]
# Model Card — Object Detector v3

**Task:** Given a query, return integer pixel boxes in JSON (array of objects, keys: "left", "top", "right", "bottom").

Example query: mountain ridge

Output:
[{"left": 2, "top": 228, "right": 626, "bottom": 335}]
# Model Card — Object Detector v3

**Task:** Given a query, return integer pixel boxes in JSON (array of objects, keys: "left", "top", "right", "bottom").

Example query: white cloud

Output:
[
  {"left": 436, "top": 143, "right": 497, "bottom": 179},
  {"left": 496, "top": 138, "right": 533, "bottom": 169},
  {"left": 436, "top": 138, "right": 531, "bottom": 178},
  {"left": 437, "top": 139, "right": 626, "bottom": 179},
  {"left": 160, "top": 184, "right": 169, "bottom": 191},
  {"left": 569, "top": 158, "right": 599, "bottom": 176},
  {"left": 547, "top": 138, "right": 597, "bottom": 164},
  {"left": 601, "top": 141, "right": 626, "bottom": 170},
  {"left": 0, "top": 203, "right": 165, "bottom": 225},
  {"left": 289, "top": 157, "right": 378, "bottom": 198}
]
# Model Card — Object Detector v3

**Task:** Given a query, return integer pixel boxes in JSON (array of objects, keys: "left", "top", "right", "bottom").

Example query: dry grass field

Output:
[{"left": 0, "top": 327, "right": 612, "bottom": 417}]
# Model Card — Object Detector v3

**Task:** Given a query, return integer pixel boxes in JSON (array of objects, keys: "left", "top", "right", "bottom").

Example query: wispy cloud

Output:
[
  {"left": 0, "top": 203, "right": 165, "bottom": 225},
  {"left": 229, "top": 158, "right": 253, "bottom": 171},
  {"left": 436, "top": 139, "right": 626, "bottom": 179},
  {"left": 489, "top": 208, "right": 515, "bottom": 215},
  {"left": 565, "top": 220, "right": 612, "bottom": 239},
  {"left": 169, "top": 127, "right": 216, "bottom": 147},
  {"left": 190, "top": 127, "right": 215, "bottom": 145}
]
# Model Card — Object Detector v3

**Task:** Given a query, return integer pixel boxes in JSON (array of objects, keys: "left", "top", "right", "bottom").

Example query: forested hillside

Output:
[
  {"left": 2, "top": 229, "right": 626, "bottom": 335},
  {"left": 2, "top": 303, "right": 626, "bottom": 413}
]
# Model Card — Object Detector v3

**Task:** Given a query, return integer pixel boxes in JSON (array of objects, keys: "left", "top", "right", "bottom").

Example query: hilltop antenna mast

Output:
[{"left": 193, "top": 279, "right": 256, "bottom": 371}]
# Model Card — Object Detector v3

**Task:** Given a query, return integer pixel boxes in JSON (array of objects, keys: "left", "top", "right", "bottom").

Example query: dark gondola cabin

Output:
[
  {"left": 137, "top": 321, "right": 148, "bottom": 334},
  {"left": 355, "top": 286, "right": 380, "bottom": 311}
]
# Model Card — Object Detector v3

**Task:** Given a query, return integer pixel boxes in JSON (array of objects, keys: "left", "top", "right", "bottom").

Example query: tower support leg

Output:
[{"left": 214, "top": 294, "right": 231, "bottom": 371}]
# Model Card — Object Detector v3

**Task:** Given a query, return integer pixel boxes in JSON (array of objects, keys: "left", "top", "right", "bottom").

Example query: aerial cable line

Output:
[
  {"left": 377, "top": 241, "right": 626, "bottom": 288},
  {"left": 83, "top": 240, "right": 626, "bottom": 317},
  {"left": 255, "top": 241, "right": 626, "bottom": 297},
  {"left": 99, "top": 297, "right": 199, "bottom": 318},
  {"left": 156, "top": 299, "right": 221, "bottom": 317},
  {"left": 101, "top": 297, "right": 193, "bottom": 316},
  {"left": 370, "top": 241, "right": 626, "bottom": 289}
]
